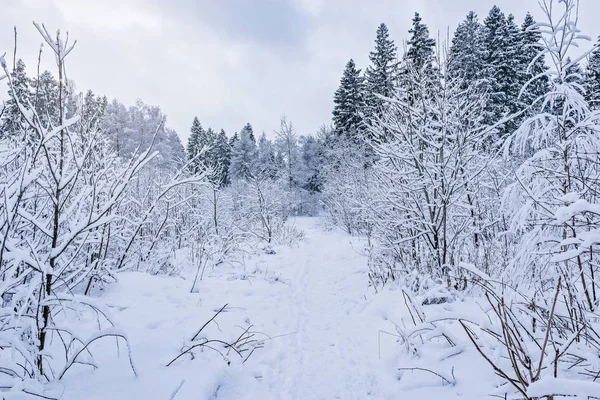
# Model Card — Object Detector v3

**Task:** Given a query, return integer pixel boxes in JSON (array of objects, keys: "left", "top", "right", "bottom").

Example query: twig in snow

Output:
[{"left": 397, "top": 367, "right": 456, "bottom": 386}]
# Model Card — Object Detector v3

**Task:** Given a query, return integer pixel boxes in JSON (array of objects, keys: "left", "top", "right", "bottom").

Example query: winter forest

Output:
[{"left": 2, "top": 0, "right": 600, "bottom": 398}]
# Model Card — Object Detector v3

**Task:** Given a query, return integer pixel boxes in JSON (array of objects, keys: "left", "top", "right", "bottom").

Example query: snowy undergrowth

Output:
[
  {"left": 11, "top": 216, "right": 593, "bottom": 399},
  {"left": 49, "top": 217, "right": 512, "bottom": 400}
]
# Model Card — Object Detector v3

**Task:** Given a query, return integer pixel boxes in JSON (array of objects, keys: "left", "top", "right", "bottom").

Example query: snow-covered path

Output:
[
  {"left": 262, "top": 218, "right": 385, "bottom": 399},
  {"left": 62, "top": 217, "right": 479, "bottom": 399}
]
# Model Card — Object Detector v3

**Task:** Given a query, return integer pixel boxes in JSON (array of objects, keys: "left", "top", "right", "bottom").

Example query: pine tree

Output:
[
  {"left": 79, "top": 90, "right": 108, "bottom": 136},
  {"left": 365, "top": 23, "right": 398, "bottom": 123},
  {"left": 482, "top": 6, "right": 520, "bottom": 134},
  {"left": 228, "top": 123, "right": 258, "bottom": 181},
  {"left": 204, "top": 127, "right": 218, "bottom": 158},
  {"left": 332, "top": 59, "right": 365, "bottom": 141},
  {"left": 518, "top": 13, "right": 549, "bottom": 110},
  {"left": 212, "top": 129, "right": 231, "bottom": 185},
  {"left": 299, "top": 135, "right": 324, "bottom": 194},
  {"left": 186, "top": 117, "right": 206, "bottom": 173},
  {"left": 32, "top": 70, "right": 59, "bottom": 127},
  {"left": 448, "top": 11, "right": 485, "bottom": 90},
  {"left": 229, "top": 132, "right": 239, "bottom": 147},
  {"left": 401, "top": 12, "right": 439, "bottom": 103},
  {"left": 504, "top": 14, "right": 524, "bottom": 119},
  {"left": 244, "top": 123, "right": 256, "bottom": 143},
  {"left": 565, "top": 57, "right": 584, "bottom": 84},
  {"left": 585, "top": 37, "right": 600, "bottom": 107},
  {"left": 0, "top": 59, "right": 31, "bottom": 139},
  {"left": 405, "top": 13, "right": 436, "bottom": 72},
  {"left": 257, "top": 132, "right": 277, "bottom": 179}
]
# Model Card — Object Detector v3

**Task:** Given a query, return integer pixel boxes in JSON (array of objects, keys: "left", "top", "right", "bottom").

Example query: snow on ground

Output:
[{"left": 59, "top": 217, "right": 496, "bottom": 399}]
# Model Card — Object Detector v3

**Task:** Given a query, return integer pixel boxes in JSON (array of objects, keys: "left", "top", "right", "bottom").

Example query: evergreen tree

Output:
[
  {"left": 504, "top": 14, "right": 524, "bottom": 116},
  {"left": 565, "top": 57, "right": 584, "bottom": 84},
  {"left": 212, "top": 129, "right": 231, "bottom": 185},
  {"left": 401, "top": 12, "right": 439, "bottom": 103},
  {"left": 0, "top": 59, "right": 31, "bottom": 139},
  {"left": 201, "top": 127, "right": 220, "bottom": 181},
  {"left": 74, "top": 90, "right": 108, "bottom": 153},
  {"left": 257, "top": 132, "right": 278, "bottom": 179},
  {"left": 482, "top": 6, "right": 521, "bottom": 134},
  {"left": 204, "top": 127, "right": 218, "bottom": 158},
  {"left": 585, "top": 37, "right": 600, "bottom": 107},
  {"left": 405, "top": 13, "right": 436, "bottom": 72},
  {"left": 32, "top": 70, "right": 59, "bottom": 127},
  {"left": 229, "top": 132, "right": 239, "bottom": 147},
  {"left": 186, "top": 117, "right": 206, "bottom": 173},
  {"left": 448, "top": 11, "right": 485, "bottom": 90},
  {"left": 364, "top": 23, "right": 398, "bottom": 123},
  {"left": 299, "top": 135, "right": 324, "bottom": 194},
  {"left": 228, "top": 123, "right": 258, "bottom": 180},
  {"left": 243, "top": 123, "right": 256, "bottom": 143},
  {"left": 332, "top": 59, "right": 365, "bottom": 141},
  {"left": 518, "top": 13, "right": 549, "bottom": 109}
]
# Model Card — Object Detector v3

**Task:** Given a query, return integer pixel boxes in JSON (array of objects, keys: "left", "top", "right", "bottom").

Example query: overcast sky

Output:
[{"left": 2, "top": 0, "right": 599, "bottom": 141}]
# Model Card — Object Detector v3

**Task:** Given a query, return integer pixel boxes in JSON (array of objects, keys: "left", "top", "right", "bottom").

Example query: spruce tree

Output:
[
  {"left": 401, "top": 12, "right": 439, "bottom": 103},
  {"left": 186, "top": 117, "right": 205, "bottom": 173},
  {"left": 332, "top": 59, "right": 365, "bottom": 141},
  {"left": 204, "top": 127, "right": 218, "bottom": 159},
  {"left": 565, "top": 57, "right": 584, "bottom": 84},
  {"left": 228, "top": 123, "right": 258, "bottom": 181},
  {"left": 482, "top": 6, "right": 520, "bottom": 134},
  {"left": 364, "top": 23, "right": 398, "bottom": 123},
  {"left": 243, "top": 123, "right": 256, "bottom": 143},
  {"left": 585, "top": 37, "right": 600, "bottom": 108},
  {"left": 213, "top": 129, "right": 231, "bottom": 185},
  {"left": 0, "top": 59, "right": 31, "bottom": 139},
  {"left": 448, "top": 11, "right": 485, "bottom": 91},
  {"left": 405, "top": 13, "right": 436, "bottom": 72},
  {"left": 518, "top": 12, "right": 549, "bottom": 110},
  {"left": 79, "top": 90, "right": 108, "bottom": 139},
  {"left": 229, "top": 132, "right": 239, "bottom": 148},
  {"left": 504, "top": 14, "right": 524, "bottom": 121},
  {"left": 299, "top": 135, "right": 324, "bottom": 194},
  {"left": 257, "top": 132, "right": 278, "bottom": 179},
  {"left": 32, "top": 70, "right": 59, "bottom": 127}
]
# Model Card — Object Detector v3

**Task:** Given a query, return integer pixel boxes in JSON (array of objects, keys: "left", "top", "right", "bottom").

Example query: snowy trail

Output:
[
  {"left": 61, "top": 218, "right": 414, "bottom": 399},
  {"left": 264, "top": 219, "right": 382, "bottom": 399}
]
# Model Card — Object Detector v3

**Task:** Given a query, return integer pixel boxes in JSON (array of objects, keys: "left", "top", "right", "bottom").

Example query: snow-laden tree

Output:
[
  {"left": 257, "top": 131, "right": 278, "bottom": 179},
  {"left": 275, "top": 116, "right": 300, "bottom": 190},
  {"left": 295, "top": 135, "right": 324, "bottom": 215},
  {"left": 0, "top": 24, "right": 208, "bottom": 395},
  {"left": 364, "top": 23, "right": 398, "bottom": 125},
  {"left": 77, "top": 89, "right": 108, "bottom": 138},
  {"left": 186, "top": 116, "right": 206, "bottom": 173},
  {"left": 404, "top": 13, "right": 436, "bottom": 75},
  {"left": 321, "top": 128, "right": 375, "bottom": 237},
  {"left": 31, "top": 70, "right": 60, "bottom": 127},
  {"left": 448, "top": 11, "right": 486, "bottom": 91},
  {"left": 0, "top": 59, "right": 31, "bottom": 138},
  {"left": 502, "top": 0, "right": 600, "bottom": 312},
  {"left": 482, "top": 6, "right": 522, "bottom": 134},
  {"left": 211, "top": 129, "right": 231, "bottom": 186},
  {"left": 0, "top": 25, "right": 145, "bottom": 388},
  {"left": 400, "top": 12, "right": 439, "bottom": 105},
  {"left": 332, "top": 59, "right": 366, "bottom": 142},
  {"left": 585, "top": 36, "right": 600, "bottom": 107},
  {"left": 518, "top": 12, "right": 549, "bottom": 112},
  {"left": 228, "top": 123, "right": 258, "bottom": 181},
  {"left": 101, "top": 99, "right": 184, "bottom": 170},
  {"left": 299, "top": 135, "right": 324, "bottom": 193},
  {"left": 368, "top": 52, "right": 496, "bottom": 290}
]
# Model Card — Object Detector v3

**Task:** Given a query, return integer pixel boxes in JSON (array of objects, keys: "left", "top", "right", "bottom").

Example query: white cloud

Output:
[{"left": 1, "top": 0, "right": 600, "bottom": 142}]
